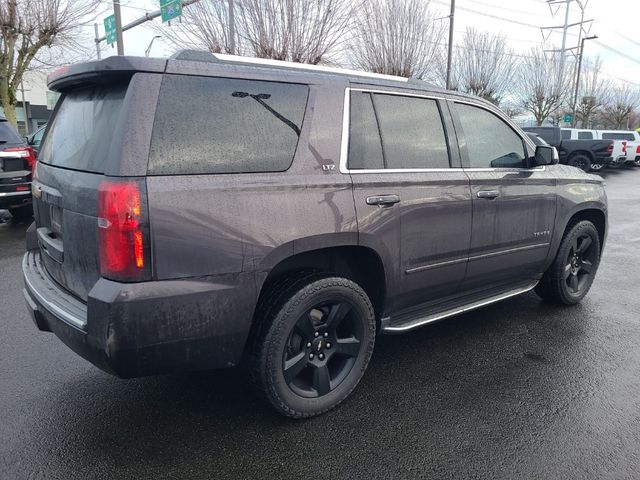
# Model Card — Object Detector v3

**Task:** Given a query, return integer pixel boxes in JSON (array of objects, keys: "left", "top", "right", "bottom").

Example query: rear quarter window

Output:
[{"left": 148, "top": 75, "right": 309, "bottom": 175}]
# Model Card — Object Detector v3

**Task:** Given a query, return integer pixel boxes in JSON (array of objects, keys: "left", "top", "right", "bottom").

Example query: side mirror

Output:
[{"left": 533, "top": 145, "right": 558, "bottom": 166}]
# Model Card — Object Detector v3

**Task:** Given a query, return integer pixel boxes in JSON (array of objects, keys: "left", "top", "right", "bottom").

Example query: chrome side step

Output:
[{"left": 381, "top": 281, "right": 538, "bottom": 334}]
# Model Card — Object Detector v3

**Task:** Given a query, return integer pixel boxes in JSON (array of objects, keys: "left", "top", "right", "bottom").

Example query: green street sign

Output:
[
  {"left": 160, "top": 0, "right": 182, "bottom": 22},
  {"left": 104, "top": 14, "right": 117, "bottom": 45},
  {"left": 563, "top": 113, "right": 573, "bottom": 124}
]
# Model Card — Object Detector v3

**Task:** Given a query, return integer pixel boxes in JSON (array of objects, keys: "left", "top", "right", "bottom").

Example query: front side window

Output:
[
  {"left": 348, "top": 91, "right": 450, "bottom": 170},
  {"left": 149, "top": 75, "right": 309, "bottom": 175},
  {"left": 456, "top": 103, "right": 526, "bottom": 168}
]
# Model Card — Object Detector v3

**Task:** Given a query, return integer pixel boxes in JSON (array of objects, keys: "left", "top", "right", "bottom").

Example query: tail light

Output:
[
  {"left": 622, "top": 141, "right": 627, "bottom": 154},
  {"left": 97, "top": 179, "right": 151, "bottom": 282},
  {"left": 636, "top": 145, "right": 640, "bottom": 154},
  {"left": 2, "top": 146, "right": 36, "bottom": 171},
  {"left": 607, "top": 143, "right": 613, "bottom": 153}
]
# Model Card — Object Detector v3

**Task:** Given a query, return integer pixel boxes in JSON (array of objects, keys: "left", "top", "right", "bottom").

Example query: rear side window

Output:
[
  {"left": 0, "top": 120, "right": 24, "bottom": 144},
  {"left": 39, "top": 84, "right": 127, "bottom": 173},
  {"left": 578, "top": 131, "right": 593, "bottom": 139},
  {"left": 348, "top": 92, "right": 384, "bottom": 170},
  {"left": 148, "top": 76, "right": 308, "bottom": 175},
  {"left": 561, "top": 129, "right": 571, "bottom": 140},
  {"left": 348, "top": 91, "right": 450, "bottom": 170},
  {"left": 456, "top": 103, "right": 526, "bottom": 168},
  {"left": 602, "top": 132, "right": 634, "bottom": 141},
  {"left": 373, "top": 94, "right": 449, "bottom": 169}
]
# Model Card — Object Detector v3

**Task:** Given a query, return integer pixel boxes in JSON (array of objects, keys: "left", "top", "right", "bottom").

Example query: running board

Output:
[{"left": 381, "top": 281, "right": 538, "bottom": 334}]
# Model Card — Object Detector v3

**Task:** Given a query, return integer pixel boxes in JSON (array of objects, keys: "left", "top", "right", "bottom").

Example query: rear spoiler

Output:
[{"left": 47, "top": 56, "right": 167, "bottom": 92}]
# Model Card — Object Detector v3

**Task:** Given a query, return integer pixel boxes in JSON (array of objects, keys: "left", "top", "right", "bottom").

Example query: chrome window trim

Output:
[{"left": 340, "top": 87, "right": 545, "bottom": 174}]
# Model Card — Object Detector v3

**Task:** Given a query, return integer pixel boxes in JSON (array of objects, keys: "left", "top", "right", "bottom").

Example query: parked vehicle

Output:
[
  {"left": 524, "top": 126, "right": 615, "bottom": 172},
  {"left": 0, "top": 117, "right": 36, "bottom": 218},
  {"left": 561, "top": 128, "right": 629, "bottom": 168},
  {"left": 23, "top": 53, "right": 608, "bottom": 418},
  {"left": 26, "top": 125, "right": 47, "bottom": 155},
  {"left": 597, "top": 130, "right": 640, "bottom": 167}
]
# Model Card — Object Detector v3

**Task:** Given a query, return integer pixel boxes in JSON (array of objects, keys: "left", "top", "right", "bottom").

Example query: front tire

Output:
[
  {"left": 569, "top": 154, "right": 591, "bottom": 172},
  {"left": 535, "top": 220, "right": 601, "bottom": 305},
  {"left": 252, "top": 276, "right": 376, "bottom": 418}
]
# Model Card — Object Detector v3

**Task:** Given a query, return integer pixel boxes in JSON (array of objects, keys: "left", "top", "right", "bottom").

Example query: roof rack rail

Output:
[{"left": 170, "top": 50, "right": 410, "bottom": 83}]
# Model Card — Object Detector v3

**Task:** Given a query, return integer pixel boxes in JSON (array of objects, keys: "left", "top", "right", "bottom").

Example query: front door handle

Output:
[
  {"left": 366, "top": 194, "right": 400, "bottom": 206},
  {"left": 477, "top": 190, "right": 500, "bottom": 199}
]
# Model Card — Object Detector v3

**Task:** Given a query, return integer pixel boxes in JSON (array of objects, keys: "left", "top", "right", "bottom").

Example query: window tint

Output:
[
  {"left": 372, "top": 94, "right": 449, "bottom": 169},
  {"left": 149, "top": 76, "right": 308, "bottom": 175},
  {"left": 0, "top": 120, "right": 24, "bottom": 144},
  {"left": 39, "top": 84, "right": 127, "bottom": 173},
  {"left": 578, "top": 131, "right": 593, "bottom": 139},
  {"left": 32, "top": 127, "right": 45, "bottom": 146},
  {"left": 456, "top": 103, "right": 526, "bottom": 168},
  {"left": 602, "top": 132, "right": 634, "bottom": 141},
  {"left": 561, "top": 129, "right": 571, "bottom": 140},
  {"left": 348, "top": 92, "right": 384, "bottom": 170}
]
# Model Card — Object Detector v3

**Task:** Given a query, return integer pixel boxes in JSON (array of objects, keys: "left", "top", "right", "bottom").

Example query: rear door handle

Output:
[
  {"left": 366, "top": 194, "right": 400, "bottom": 206},
  {"left": 477, "top": 190, "right": 500, "bottom": 199}
]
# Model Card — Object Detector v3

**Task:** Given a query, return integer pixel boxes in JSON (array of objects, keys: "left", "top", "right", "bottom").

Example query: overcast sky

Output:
[{"left": 95, "top": 0, "right": 640, "bottom": 88}]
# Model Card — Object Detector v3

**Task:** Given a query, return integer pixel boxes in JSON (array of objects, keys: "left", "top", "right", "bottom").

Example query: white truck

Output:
[{"left": 561, "top": 128, "right": 638, "bottom": 168}]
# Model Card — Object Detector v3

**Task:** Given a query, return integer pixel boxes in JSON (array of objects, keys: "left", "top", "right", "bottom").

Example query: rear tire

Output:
[
  {"left": 251, "top": 275, "right": 376, "bottom": 418},
  {"left": 8, "top": 205, "right": 33, "bottom": 219},
  {"left": 569, "top": 154, "right": 591, "bottom": 172},
  {"left": 535, "top": 220, "right": 601, "bottom": 305}
]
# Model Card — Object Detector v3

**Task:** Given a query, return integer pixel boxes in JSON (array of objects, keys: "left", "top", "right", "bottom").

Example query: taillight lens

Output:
[
  {"left": 2, "top": 146, "right": 37, "bottom": 171},
  {"left": 97, "top": 179, "right": 151, "bottom": 282},
  {"left": 622, "top": 141, "right": 627, "bottom": 153},
  {"left": 636, "top": 145, "right": 640, "bottom": 154},
  {"left": 607, "top": 143, "right": 613, "bottom": 152}
]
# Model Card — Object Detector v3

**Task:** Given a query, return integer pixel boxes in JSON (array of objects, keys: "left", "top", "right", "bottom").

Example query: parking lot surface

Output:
[{"left": 1, "top": 168, "right": 639, "bottom": 480}]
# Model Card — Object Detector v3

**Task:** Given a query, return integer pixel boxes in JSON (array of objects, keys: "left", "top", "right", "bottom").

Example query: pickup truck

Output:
[
  {"left": 597, "top": 130, "right": 640, "bottom": 167},
  {"left": 561, "top": 128, "right": 629, "bottom": 167},
  {"left": 524, "top": 126, "right": 615, "bottom": 172}
]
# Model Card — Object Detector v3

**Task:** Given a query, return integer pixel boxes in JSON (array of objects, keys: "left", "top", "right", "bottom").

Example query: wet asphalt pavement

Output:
[{"left": 1, "top": 168, "right": 639, "bottom": 480}]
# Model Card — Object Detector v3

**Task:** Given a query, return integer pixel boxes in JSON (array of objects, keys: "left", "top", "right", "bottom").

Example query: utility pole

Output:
[
  {"left": 20, "top": 81, "right": 29, "bottom": 135},
  {"left": 446, "top": 0, "right": 455, "bottom": 90},
  {"left": 95, "top": 0, "right": 201, "bottom": 55},
  {"left": 571, "top": 35, "right": 597, "bottom": 127},
  {"left": 94, "top": 23, "right": 101, "bottom": 59},
  {"left": 229, "top": 0, "right": 235, "bottom": 54},
  {"left": 113, "top": 0, "right": 125, "bottom": 55},
  {"left": 558, "top": 0, "right": 571, "bottom": 82}
]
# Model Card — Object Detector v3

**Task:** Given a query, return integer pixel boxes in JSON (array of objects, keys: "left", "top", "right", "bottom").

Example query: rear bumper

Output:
[
  {"left": 0, "top": 190, "right": 31, "bottom": 209},
  {"left": 22, "top": 250, "right": 257, "bottom": 378}
]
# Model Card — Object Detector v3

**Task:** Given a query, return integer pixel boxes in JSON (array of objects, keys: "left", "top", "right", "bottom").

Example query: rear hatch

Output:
[{"left": 34, "top": 82, "right": 130, "bottom": 301}]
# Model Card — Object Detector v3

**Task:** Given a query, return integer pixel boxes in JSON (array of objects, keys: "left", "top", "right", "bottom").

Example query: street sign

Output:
[
  {"left": 160, "top": 0, "right": 183, "bottom": 22},
  {"left": 563, "top": 113, "right": 573, "bottom": 124},
  {"left": 104, "top": 14, "right": 117, "bottom": 45}
]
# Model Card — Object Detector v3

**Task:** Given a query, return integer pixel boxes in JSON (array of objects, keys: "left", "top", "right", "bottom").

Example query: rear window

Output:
[
  {"left": 39, "top": 84, "right": 127, "bottom": 173},
  {"left": 0, "top": 120, "right": 24, "bottom": 144},
  {"left": 148, "top": 75, "right": 309, "bottom": 175},
  {"left": 578, "top": 131, "right": 593, "bottom": 139}
]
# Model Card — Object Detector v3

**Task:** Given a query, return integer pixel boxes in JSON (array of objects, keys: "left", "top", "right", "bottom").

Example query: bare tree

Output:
[
  {"left": 448, "top": 28, "right": 517, "bottom": 104},
  {"left": 156, "top": 1, "right": 239, "bottom": 54},
  {"left": 516, "top": 47, "right": 571, "bottom": 126},
  {"left": 573, "top": 56, "right": 611, "bottom": 128},
  {"left": 0, "top": 0, "right": 99, "bottom": 127},
  {"left": 349, "top": 0, "right": 444, "bottom": 78},
  {"left": 600, "top": 82, "right": 640, "bottom": 129},
  {"left": 159, "top": 0, "right": 355, "bottom": 64}
]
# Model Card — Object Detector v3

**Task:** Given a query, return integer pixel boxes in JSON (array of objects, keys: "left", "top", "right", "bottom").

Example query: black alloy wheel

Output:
[
  {"left": 564, "top": 233, "right": 596, "bottom": 296},
  {"left": 251, "top": 275, "right": 376, "bottom": 418},
  {"left": 283, "top": 300, "right": 363, "bottom": 398},
  {"left": 535, "top": 220, "right": 601, "bottom": 305}
]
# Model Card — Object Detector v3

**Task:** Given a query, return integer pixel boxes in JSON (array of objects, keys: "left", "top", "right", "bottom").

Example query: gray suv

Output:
[{"left": 23, "top": 52, "right": 607, "bottom": 418}]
